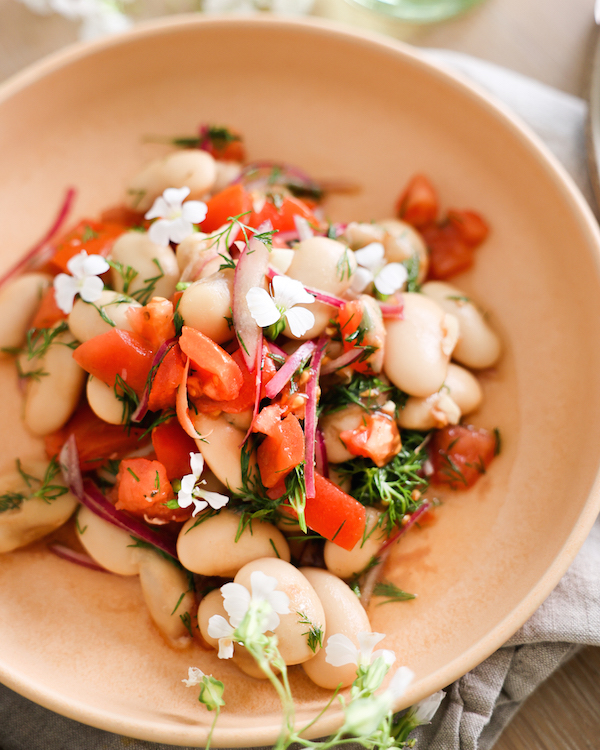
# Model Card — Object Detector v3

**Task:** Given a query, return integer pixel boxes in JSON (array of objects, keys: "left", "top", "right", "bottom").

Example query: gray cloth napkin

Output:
[{"left": 1, "top": 49, "right": 599, "bottom": 750}]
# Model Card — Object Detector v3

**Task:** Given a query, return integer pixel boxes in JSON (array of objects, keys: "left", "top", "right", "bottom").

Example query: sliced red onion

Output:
[
  {"left": 274, "top": 230, "right": 300, "bottom": 244},
  {"left": 264, "top": 340, "right": 317, "bottom": 400},
  {"left": 294, "top": 215, "right": 313, "bottom": 242},
  {"left": 233, "top": 233, "right": 270, "bottom": 372},
  {"left": 378, "top": 501, "right": 432, "bottom": 554},
  {"left": 320, "top": 347, "right": 365, "bottom": 375},
  {"left": 266, "top": 340, "right": 288, "bottom": 361},
  {"left": 132, "top": 337, "right": 178, "bottom": 422},
  {"left": 315, "top": 427, "right": 328, "bottom": 478},
  {"left": 266, "top": 267, "right": 345, "bottom": 308},
  {"left": 304, "top": 337, "right": 327, "bottom": 499},
  {"left": 0, "top": 187, "right": 76, "bottom": 290},
  {"left": 378, "top": 301, "right": 404, "bottom": 319},
  {"left": 60, "top": 435, "right": 179, "bottom": 559},
  {"left": 48, "top": 543, "right": 110, "bottom": 573}
]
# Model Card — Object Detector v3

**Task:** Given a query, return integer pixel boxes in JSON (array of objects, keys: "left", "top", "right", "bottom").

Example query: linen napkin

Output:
[{"left": 1, "top": 48, "right": 599, "bottom": 750}]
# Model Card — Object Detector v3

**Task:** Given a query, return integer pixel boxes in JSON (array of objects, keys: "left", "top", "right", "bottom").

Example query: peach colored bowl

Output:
[{"left": 1, "top": 15, "right": 600, "bottom": 748}]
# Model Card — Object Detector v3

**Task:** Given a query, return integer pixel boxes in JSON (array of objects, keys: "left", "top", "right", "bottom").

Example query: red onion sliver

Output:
[
  {"left": 304, "top": 337, "right": 327, "bottom": 499},
  {"left": 176, "top": 357, "right": 207, "bottom": 440},
  {"left": 48, "top": 543, "right": 110, "bottom": 573},
  {"left": 266, "top": 340, "right": 288, "bottom": 361},
  {"left": 378, "top": 301, "right": 404, "bottom": 319},
  {"left": 320, "top": 347, "right": 365, "bottom": 375},
  {"left": 378, "top": 501, "right": 432, "bottom": 554},
  {"left": 266, "top": 267, "right": 345, "bottom": 308},
  {"left": 294, "top": 215, "right": 313, "bottom": 241},
  {"left": 315, "top": 427, "right": 329, "bottom": 479},
  {"left": 59, "top": 434, "right": 84, "bottom": 500},
  {"left": 0, "top": 187, "right": 76, "bottom": 290},
  {"left": 132, "top": 337, "right": 178, "bottom": 422},
  {"left": 264, "top": 340, "right": 317, "bottom": 400},
  {"left": 233, "top": 235, "right": 270, "bottom": 371}
]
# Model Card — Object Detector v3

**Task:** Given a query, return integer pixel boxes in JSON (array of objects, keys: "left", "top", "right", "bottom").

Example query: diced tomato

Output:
[
  {"left": 127, "top": 298, "right": 176, "bottom": 352},
  {"left": 30, "top": 286, "right": 67, "bottom": 330},
  {"left": 201, "top": 184, "right": 253, "bottom": 233},
  {"left": 72, "top": 328, "right": 154, "bottom": 395},
  {"left": 257, "top": 412, "right": 305, "bottom": 488},
  {"left": 253, "top": 403, "right": 284, "bottom": 436},
  {"left": 421, "top": 222, "right": 475, "bottom": 280},
  {"left": 447, "top": 209, "right": 489, "bottom": 248},
  {"left": 44, "top": 402, "right": 149, "bottom": 472},
  {"left": 147, "top": 343, "right": 186, "bottom": 412},
  {"left": 283, "top": 473, "right": 366, "bottom": 551},
  {"left": 179, "top": 326, "right": 243, "bottom": 402},
  {"left": 428, "top": 424, "right": 498, "bottom": 489},
  {"left": 49, "top": 220, "right": 127, "bottom": 274},
  {"left": 336, "top": 299, "right": 374, "bottom": 375},
  {"left": 396, "top": 175, "right": 438, "bottom": 228},
  {"left": 247, "top": 196, "right": 317, "bottom": 233},
  {"left": 115, "top": 458, "right": 188, "bottom": 522},
  {"left": 200, "top": 128, "right": 245, "bottom": 162},
  {"left": 151, "top": 419, "right": 198, "bottom": 480},
  {"left": 100, "top": 205, "right": 146, "bottom": 227},
  {"left": 339, "top": 412, "right": 402, "bottom": 468}
]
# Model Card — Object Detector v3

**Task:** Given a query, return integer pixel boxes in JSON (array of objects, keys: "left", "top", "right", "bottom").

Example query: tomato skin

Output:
[
  {"left": 447, "top": 209, "right": 489, "bottom": 248},
  {"left": 50, "top": 220, "right": 127, "bottom": 274},
  {"left": 73, "top": 328, "right": 154, "bottom": 395},
  {"left": 201, "top": 184, "right": 253, "bottom": 233},
  {"left": 339, "top": 413, "right": 402, "bottom": 468},
  {"left": 421, "top": 222, "right": 474, "bottom": 280},
  {"left": 428, "top": 424, "right": 497, "bottom": 489},
  {"left": 256, "top": 412, "right": 305, "bottom": 488},
  {"left": 147, "top": 343, "right": 186, "bottom": 412},
  {"left": 115, "top": 458, "right": 188, "bottom": 522},
  {"left": 30, "top": 286, "right": 67, "bottom": 329},
  {"left": 179, "top": 326, "right": 243, "bottom": 402},
  {"left": 127, "top": 298, "right": 176, "bottom": 353},
  {"left": 151, "top": 419, "right": 198, "bottom": 480},
  {"left": 44, "top": 402, "right": 149, "bottom": 472},
  {"left": 396, "top": 175, "right": 438, "bottom": 228},
  {"left": 247, "top": 196, "right": 317, "bottom": 232}
]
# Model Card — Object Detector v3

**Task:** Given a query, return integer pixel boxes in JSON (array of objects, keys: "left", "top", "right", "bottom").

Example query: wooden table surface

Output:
[{"left": 1, "top": 0, "right": 599, "bottom": 747}]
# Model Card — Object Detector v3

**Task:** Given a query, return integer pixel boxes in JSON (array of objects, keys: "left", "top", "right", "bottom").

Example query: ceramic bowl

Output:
[{"left": 1, "top": 16, "right": 600, "bottom": 748}]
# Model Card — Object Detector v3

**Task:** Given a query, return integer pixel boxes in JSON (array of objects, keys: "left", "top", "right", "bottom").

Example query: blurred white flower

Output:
[
  {"left": 177, "top": 452, "right": 229, "bottom": 517},
  {"left": 54, "top": 250, "right": 109, "bottom": 313},
  {"left": 246, "top": 275, "right": 315, "bottom": 338},
  {"left": 411, "top": 690, "right": 446, "bottom": 724},
  {"left": 17, "top": 0, "right": 131, "bottom": 39},
  {"left": 325, "top": 632, "right": 396, "bottom": 669},
  {"left": 221, "top": 570, "right": 290, "bottom": 631},
  {"left": 351, "top": 242, "right": 407, "bottom": 296},
  {"left": 201, "top": 0, "right": 313, "bottom": 15},
  {"left": 145, "top": 187, "right": 207, "bottom": 247}
]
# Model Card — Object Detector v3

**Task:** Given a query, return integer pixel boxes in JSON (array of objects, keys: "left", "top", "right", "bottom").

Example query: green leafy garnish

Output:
[{"left": 373, "top": 580, "right": 416, "bottom": 605}]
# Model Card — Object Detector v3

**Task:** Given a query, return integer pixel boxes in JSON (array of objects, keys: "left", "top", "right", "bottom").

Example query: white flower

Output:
[
  {"left": 145, "top": 187, "right": 207, "bottom": 247},
  {"left": 351, "top": 242, "right": 408, "bottom": 296},
  {"left": 325, "top": 632, "right": 396, "bottom": 669},
  {"left": 53, "top": 250, "right": 110, "bottom": 314},
  {"left": 246, "top": 275, "right": 315, "bottom": 338},
  {"left": 207, "top": 615, "right": 236, "bottom": 660},
  {"left": 79, "top": 5, "right": 131, "bottom": 40},
  {"left": 18, "top": 0, "right": 131, "bottom": 39},
  {"left": 182, "top": 666, "right": 205, "bottom": 687},
  {"left": 411, "top": 690, "right": 445, "bottom": 724},
  {"left": 221, "top": 570, "right": 290, "bottom": 631},
  {"left": 384, "top": 665, "right": 415, "bottom": 702},
  {"left": 342, "top": 666, "right": 414, "bottom": 737},
  {"left": 177, "top": 452, "right": 229, "bottom": 517}
]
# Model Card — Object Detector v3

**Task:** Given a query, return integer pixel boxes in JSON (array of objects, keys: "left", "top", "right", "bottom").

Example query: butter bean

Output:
[
  {"left": 86, "top": 375, "right": 126, "bottom": 425},
  {"left": 444, "top": 363, "right": 483, "bottom": 415},
  {"left": 0, "top": 273, "right": 51, "bottom": 354},
  {"left": 110, "top": 231, "right": 179, "bottom": 301},
  {"left": 324, "top": 508, "right": 386, "bottom": 580},
  {"left": 397, "top": 391, "right": 461, "bottom": 431},
  {"left": 179, "top": 270, "right": 234, "bottom": 344},
  {"left": 76, "top": 505, "right": 140, "bottom": 575},
  {"left": 379, "top": 218, "right": 429, "bottom": 283},
  {"left": 68, "top": 290, "right": 140, "bottom": 342}
]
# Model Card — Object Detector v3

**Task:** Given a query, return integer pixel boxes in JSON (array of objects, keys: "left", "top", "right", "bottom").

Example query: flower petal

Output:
[
  {"left": 412, "top": 690, "right": 445, "bottom": 724},
  {"left": 78, "top": 275, "right": 105, "bottom": 303},
  {"left": 357, "top": 631, "right": 386, "bottom": 664},
  {"left": 180, "top": 474, "right": 197, "bottom": 494},
  {"left": 168, "top": 217, "right": 195, "bottom": 244},
  {"left": 284, "top": 306, "right": 315, "bottom": 337},
  {"left": 148, "top": 219, "right": 173, "bottom": 247},
  {"left": 325, "top": 633, "right": 359, "bottom": 667},
  {"left": 207, "top": 614, "right": 234, "bottom": 640},
  {"left": 164, "top": 186, "right": 191, "bottom": 207},
  {"left": 217, "top": 637, "right": 234, "bottom": 660},
  {"left": 65, "top": 250, "right": 90, "bottom": 278},
  {"left": 386, "top": 665, "right": 415, "bottom": 700},
  {"left": 191, "top": 498, "right": 209, "bottom": 517},
  {"left": 246, "top": 287, "right": 281, "bottom": 328},
  {"left": 374, "top": 262, "right": 408, "bottom": 296},
  {"left": 221, "top": 581, "right": 251, "bottom": 627},
  {"left": 198, "top": 489, "right": 230, "bottom": 510},
  {"left": 145, "top": 196, "right": 170, "bottom": 221},
  {"left": 182, "top": 200, "right": 208, "bottom": 224},
  {"left": 271, "top": 274, "right": 315, "bottom": 309},
  {"left": 182, "top": 666, "right": 205, "bottom": 687},
  {"left": 176, "top": 490, "right": 193, "bottom": 509},
  {"left": 354, "top": 242, "right": 385, "bottom": 272},
  {"left": 372, "top": 648, "right": 397, "bottom": 667},
  {"left": 53, "top": 274, "right": 79, "bottom": 314},
  {"left": 350, "top": 266, "right": 374, "bottom": 294},
  {"left": 81, "top": 253, "right": 110, "bottom": 277},
  {"left": 189, "top": 452, "right": 205, "bottom": 478}
]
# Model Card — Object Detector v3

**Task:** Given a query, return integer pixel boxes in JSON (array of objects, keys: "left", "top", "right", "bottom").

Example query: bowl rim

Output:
[{"left": 2, "top": 13, "right": 600, "bottom": 747}]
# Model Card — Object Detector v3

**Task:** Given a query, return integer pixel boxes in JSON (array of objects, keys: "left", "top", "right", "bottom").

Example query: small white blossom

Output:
[
  {"left": 182, "top": 666, "right": 205, "bottom": 687},
  {"left": 177, "top": 452, "right": 229, "bottom": 517},
  {"left": 384, "top": 665, "right": 415, "bottom": 702},
  {"left": 17, "top": 0, "right": 131, "bottom": 39},
  {"left": 246, "top": 275, "right": 315, "bottom": 337},
  {"left": 351, "top": 242, "right": 407, "bottom": 296},
  {"left": 53, "top": 250, "right": 109, "bottom": 314},
  {"left": 221, "top": 570, "right": 290, "bottom": 631},
  {"left": 145, "top": 187, "right": 207, "bottom": 247},
  {"left": 207, "top": 615, "right": 236, "bottom": 660},
  {"left": 411, "top": 690, "right": 445, "bottom": 724},
  {"left": 325, "top": 631, "right": 396, "bottom": 669}
]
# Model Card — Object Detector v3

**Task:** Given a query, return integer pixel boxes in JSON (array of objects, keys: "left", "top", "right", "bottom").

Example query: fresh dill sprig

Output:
[
  {"left": 319, "top": 373, "right": 408, "bottom": 417},
  {"left": 113, "top": 374, "right": 139, "bottom": 426},
  {"left": 296, "top": 611, "right": 324, "bottom": 653},
  {"left": 107, "top": 258, "right": 138, "bottom": 294},
  {"left": 373, "top": 580, "right": 416, "bottom": 605},
  {"left": 23, "top": 321, "right": 71, "bottom": 361},
  {"left": 0, "top": 458, "right": 68, "bottom": 513},
  {"left": 131, "top": 258, "right": 165, "bottom": 305},
  {"left": 403, "top": 254, "right": 421, "bottom": 293},
  {"left": 0, "top": 491, "right": 26, "bottom": 514},
  {"left": 127, "top": 536, "right": 180, "bottom": 565}
]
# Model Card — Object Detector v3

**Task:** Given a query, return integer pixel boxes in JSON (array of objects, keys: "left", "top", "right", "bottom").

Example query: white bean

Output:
[
  {"left": 23, "top": 328, "right": 85, "bottom": 436},
  {"left": 0, "top": 273, "right": 51, "bottom": 355},
  {"left": 137, "top": 548, "right": 195, "bottom": 649},
  {"left": 76, "top": 505, "right": 140, "bottom": 575},
  {"left": 110, "top": 231, "right": 180, "bottom": 301},
  {"left": 213, "top": 161, "right": 242, "bottom": 193},
  {"left": 320, "top": 404, "right": 366, "bottom": 464},
  {"left": 343, "top": 222, "right": 384, "bottom": 249},
  {"left": 0, "top": 460, "right": 77, "bottom": 553},
  {"left": 176, "top": 233, "right": 229, "bottom": 280},
  {"left": 444, "top": 363, "right": 483, "bottom": 415},
  {"left": 383, "top": 292, "right": 459, "bottom": 398},
  {"left": 86, "top": 375, "right": 126, "bottom": 425},
  {"left": 324, "top": 507, "right": 386, "bottom": 580},
  {"left": 356, "top": 294, "right": 386, "bottom": 373},
  {"left": 234, "top": 558, "right": 326, "bottom": 666},
  {"left": 379, "top": 218, "right": 429, "bottom": 283},
  {"left": 300, "top": 567, "right": 371, "bottom": 689},
  {"left": 397, "top": 391, "right": 461, "bottom": 431},
  {"left": 177, "top": 510, "right": 290, "bottom": 577},
  {"left": 179, "top": 270, "right": 234, "bottom": 344},
  {"left": 192, "top": 411, "right": 254, "bottom": 491},
  {"left": 68, "top": 290, "right": 140, "bottom": 342},
  {"left": 421, "top": 281, "right": 501, "bottom": 369},
  {"left": 126, "top": 150, "right": 217, "bottom": 213}
]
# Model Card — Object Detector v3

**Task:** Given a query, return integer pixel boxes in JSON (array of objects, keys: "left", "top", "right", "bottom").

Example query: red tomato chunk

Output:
[{"left": 428, "top": 424, "right": 498, "bottom": 489}]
